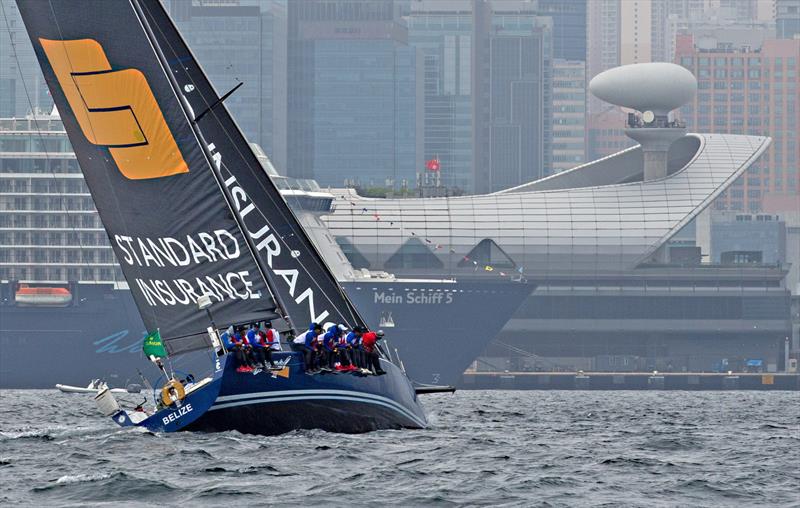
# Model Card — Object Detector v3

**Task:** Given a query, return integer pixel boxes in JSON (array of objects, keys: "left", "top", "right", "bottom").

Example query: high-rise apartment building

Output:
[
  {"left": 676, "top": 33, "right": 800, "bottom": 213},
  {"left": 473, "top": 0, "right": 552, "bottom": 192},
  {"left": 0, "top": 0, "right": 52, "bottom": 117},
  {"left": 551, "top": 59, "right": 586, "bottom": 172},
  {"left": 169, "top": 0, "right": 288, "bottom": 171},
  {"left": 286, "top": 0, "right": 421, "bottom": 188}
]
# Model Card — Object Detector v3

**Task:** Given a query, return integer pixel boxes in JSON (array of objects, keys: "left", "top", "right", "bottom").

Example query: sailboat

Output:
[{"left": 17, "top": 0, "right": 427, "bottom": 434}]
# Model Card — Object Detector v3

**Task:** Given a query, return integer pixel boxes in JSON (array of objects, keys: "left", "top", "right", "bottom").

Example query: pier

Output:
[{"left": 461, "top": 371, "right": 800, "bottom": 391}]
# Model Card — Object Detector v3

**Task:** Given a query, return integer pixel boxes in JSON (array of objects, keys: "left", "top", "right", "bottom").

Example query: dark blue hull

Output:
[
  {"left": 192, "top": 360, "right": 425, "bottom": 434},
  {"left": 0, "top": 280, "right": 532, "bottom": 388},
  {"left": 115, "top": 352, "right": 425, "bottom": 435}
]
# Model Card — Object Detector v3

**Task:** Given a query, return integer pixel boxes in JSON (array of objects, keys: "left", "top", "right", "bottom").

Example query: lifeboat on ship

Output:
[{"left": 15, "top": 284, "right": 73, "bottom": 307}]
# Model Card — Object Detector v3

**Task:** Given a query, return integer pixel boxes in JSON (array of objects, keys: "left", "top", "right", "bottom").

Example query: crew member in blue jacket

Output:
[
  {"left": 224, "top": 325, "right": 255, "bottom": 373},
  {"left": 292, "top": 322, "right": 321, "bottom": 373},
  {"left": 332, "top": 324, "right": 356, "bottom": 371},
  {"left": 322, "top": 324, "right": 343, "bottom": 371},
  {"left": 346, "top": 327, "right": 365, "bottom": 369},
  {"left": 248, "top": 323, "right": 277, "bottom": 369}
]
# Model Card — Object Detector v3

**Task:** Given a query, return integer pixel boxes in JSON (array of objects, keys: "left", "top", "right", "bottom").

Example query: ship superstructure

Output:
[{"left": 0, "top": 113, "right": 121, "bottom": 285}]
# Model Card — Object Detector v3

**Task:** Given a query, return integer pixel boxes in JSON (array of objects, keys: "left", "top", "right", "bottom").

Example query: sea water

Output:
[{"left": 0, "top": 390, "right": 798, "bottom": 507}]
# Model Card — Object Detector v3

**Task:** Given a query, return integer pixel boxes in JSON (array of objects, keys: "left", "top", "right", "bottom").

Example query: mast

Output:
[{"left": 128, "top": 0, "right": 296, "bottom": 332}]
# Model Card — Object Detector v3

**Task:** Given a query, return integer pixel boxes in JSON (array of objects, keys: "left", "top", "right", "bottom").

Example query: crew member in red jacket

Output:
[{"left": 361, "top": 329, "right": 386, "bottom": 375}]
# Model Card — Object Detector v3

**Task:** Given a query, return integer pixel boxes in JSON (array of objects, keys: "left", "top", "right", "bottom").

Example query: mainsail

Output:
[
  {"left": 17, "top": 0, "right": 366, "bottom": 345},
  {"left": 16, "top": 0, "right": 277, "bottom": 354}
]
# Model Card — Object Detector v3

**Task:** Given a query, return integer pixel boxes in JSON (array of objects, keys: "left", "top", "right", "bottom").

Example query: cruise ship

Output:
[{"left": 0, "top": 113, "right": 532, "bottom": 388}]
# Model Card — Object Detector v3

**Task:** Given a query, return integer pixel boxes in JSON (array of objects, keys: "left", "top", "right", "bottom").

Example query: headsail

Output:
[
  {"left": 135, "top": 0, "right": 367, "bottom": 333},
  {"left": 16, "top": 0, "right": 277, "bottom": 354}
]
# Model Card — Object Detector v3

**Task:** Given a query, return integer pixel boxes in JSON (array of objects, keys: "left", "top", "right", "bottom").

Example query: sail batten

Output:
[{"left": 16, "top": 0, "right": 279, "bottom": 354}]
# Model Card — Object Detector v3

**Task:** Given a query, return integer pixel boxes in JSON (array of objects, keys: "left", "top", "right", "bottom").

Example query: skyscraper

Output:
[
  {"left": 676, "top": 33, "right": 800, "bottom": 213},
  {"left": 473, "top": 0, "right": 552, "bottom": 192},
  {"left": 408, "top": 1, "right": 474, "bottom": 192},
  {"left": 287, "top": 0, "right": 421, "bottom": 188},
  {"left": 169, "top": 0, "right": 288, "bottom": 171},
  {"left": 551, "top": 59, "right": 586, "bottom": 172}
]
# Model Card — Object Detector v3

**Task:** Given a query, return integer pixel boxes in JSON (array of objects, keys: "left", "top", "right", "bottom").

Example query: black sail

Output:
[
  {"left": 135, "top": 0, "right": 366, "bottom": 333},
  {"left": 16, "top": 0, "right": 277, "bottom": 354}
]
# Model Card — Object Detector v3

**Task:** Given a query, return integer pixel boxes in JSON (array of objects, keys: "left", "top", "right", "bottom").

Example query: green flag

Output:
[{"left": 142, "top": 329, "right": 167, "bottom": 358}]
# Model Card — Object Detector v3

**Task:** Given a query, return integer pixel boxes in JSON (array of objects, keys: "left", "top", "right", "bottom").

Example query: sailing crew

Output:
[
  {"left": 264, "top": 322, "right": 282, "bottom": 353},
  {"left": 250, "top": 323, "right": 275, "bottom": 369},
  {"left": 334, "top": 324, "right": 355, "bottom": 372},
  {"left": 346, "top": 327, "right": 365, "bottom": 369},
  {"left": 322, "top": 324, "right": 341, "bottom": 371},
  {"left": 262, "top": 321, "right": 281, "bottom": 368},
  {"left": 362, "top": 329, "right": 386, "bottom": 375},
  {"left": 333, "top": 324, "right": 353, "bottom": 371},
  {"left": 225, "top": 326, "right": 255, "bottom": 373},
  {"left": 292, "top": 323, "right": 322, "bottom": 373},
  {"left": 316, "top": 327, "right": 330, "bottom": 371}
]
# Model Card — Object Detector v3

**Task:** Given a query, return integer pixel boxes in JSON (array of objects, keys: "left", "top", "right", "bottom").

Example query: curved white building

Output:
[
  {"left": 322, "top": 132, "right": 792, "bottom": 374},
  {"left": 325, "top": 133, "right": 770, "bottom": 276}
]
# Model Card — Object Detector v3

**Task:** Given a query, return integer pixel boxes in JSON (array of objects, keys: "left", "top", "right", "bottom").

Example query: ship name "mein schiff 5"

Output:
[{"left": 374, "top": 291, "right": 454, "bottom": 305}]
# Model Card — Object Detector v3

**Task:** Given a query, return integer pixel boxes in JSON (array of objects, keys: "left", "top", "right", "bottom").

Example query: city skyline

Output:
[{"left": 1, "top": 0, "right": 796, "bottom": 206}]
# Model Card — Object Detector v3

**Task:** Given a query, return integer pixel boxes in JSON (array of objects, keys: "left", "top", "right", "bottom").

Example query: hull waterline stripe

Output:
[
  {"left": 218, "top": 388, "right": 404, "bottom": 404},
  {"left": 215, "top": 388, "right": 420, "bottom": 423},
  {"left": 210, "top": 393, "right": 426, "bottom": 427},
  {"left": 212, "top": 390, "right": 425, "bottom": 426},
  {"left": 210, "top": 395, "right": 426, "bottom": 428}
]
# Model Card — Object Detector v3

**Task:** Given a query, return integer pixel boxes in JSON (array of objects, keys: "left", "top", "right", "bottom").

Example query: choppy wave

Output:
[{"left": 0, "top": 390, "right": 798, "bottom": 507}]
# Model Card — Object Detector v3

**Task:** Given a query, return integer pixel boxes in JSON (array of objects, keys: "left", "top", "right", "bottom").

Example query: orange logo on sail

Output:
[{"left": 39, "top": 38, "right": 188, "bottom": 180}]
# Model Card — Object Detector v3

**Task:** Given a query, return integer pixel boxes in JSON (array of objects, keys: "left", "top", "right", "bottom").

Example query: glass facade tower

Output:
[
  {"left": 287, "top": 0, "right": 420, "bottom": 189},
  {"left": 408, "top": 4, "right": 474, "bottom": 192},
  {"left": 169, "top": 0, "right": 288, "bottom": 171},
  {"left": 473, "top": 4, "right": 552, "bottom": 192}
]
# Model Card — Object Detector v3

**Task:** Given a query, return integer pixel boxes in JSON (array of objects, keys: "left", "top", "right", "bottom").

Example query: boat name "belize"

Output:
[{"left": 162, "top": 403, "right": 193, "bottom": 426}]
